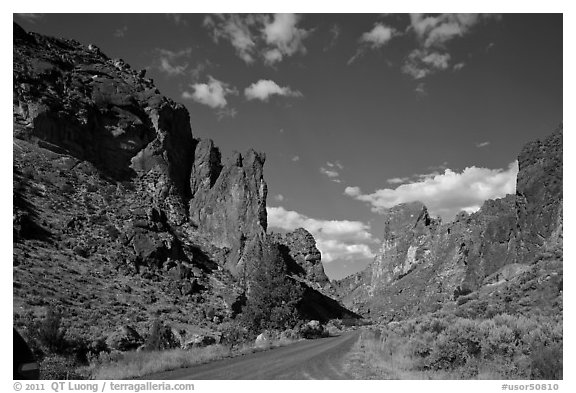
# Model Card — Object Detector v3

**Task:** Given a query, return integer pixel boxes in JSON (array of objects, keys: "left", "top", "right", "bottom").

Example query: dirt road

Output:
[{"left": 146, "top": 330, "right": 361, "bottom": 380}]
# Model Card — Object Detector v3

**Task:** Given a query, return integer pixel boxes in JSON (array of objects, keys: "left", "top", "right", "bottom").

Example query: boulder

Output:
[
  {"left": 255, "top": 332, "right": 271, "bottom": 348},
  {"left": 105, "top": 326, "right": 143, "bottom": 351},
  {"left": 184, "top": 334, "right": 217, "bottom": 349},
  {"left": 299, "top": 320, "right": 325, "bottom": 339}
]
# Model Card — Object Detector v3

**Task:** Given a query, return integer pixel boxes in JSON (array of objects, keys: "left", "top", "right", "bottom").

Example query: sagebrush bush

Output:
[
  {"left": 37, "top": 307, "right": 67, "bottom": 353},
  {"left": 144, "top": 320, "right": 180, "bottom": 351},
  {"left": 40, "top": 355, "right": 84, "bottom": 380},
  {"left": 374, "top": 312, "right": 562, "bottom": 379},
  {"left": 530, "top": 343, "right": 562, "bottom": 379},
  {"left": 219, "top": 321, "right": 250, "bottom": 349}
]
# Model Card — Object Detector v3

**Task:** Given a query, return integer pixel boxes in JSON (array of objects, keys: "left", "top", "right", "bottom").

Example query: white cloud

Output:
[
  {"left": 159, "top": 58, "right": 187, "bottom": 76},
  {"left": 348, "top": 22, "right": 396, "bottom": 64},
  {"left": 415, "top": 82, "right": 428, "bottom": 96},
  {"left": 402, "top": 49, "right": 451, "bottom": 79},
  {"left": 267, "top": 206, "right": 378, "bottom": 263},
  {"left": 16, "top": 14, "right": 44, "bottom": 24},
  {"left": 263, "top": 49, "right": 284, "bottom": 64},
  {"left": 410, "top": 14, "right": 498, "bottom": 49},
  {"left": 203, "top": 14, "right": 310, "bottom": 66},
  {"left": 216, "top": 107, "right": 238, "bottom": 121},
  {"left": 114, "top": 26, "right": 128, "bottom": 38},
  {"left": 244, "top": 79, "right": 302, "bottom": 101},
  {"left": 345, "top": 161, "right": 518, "bottom": 222},
  {"left": 453, "top": 62, "right": 465, "bottom": 71},
  {"left": 262, "top": 13, "right": 309, "bottom": 64},
  {"left": 326, "top": 161, "right": 344, "bottom": 170},
  {"left": 153, "top": 48, "right": 194, "bottom": 77},
  {"left": 204, "top": 14, "right": 259, "bottom": 64},
  {"left": 387, "top": 177, "right": 410, "bottom": 184},
  {"left": 402, "top": 14, "right": 500, "bottom": 82},
  {"left": 320, "top": 162, "right": 344, "bottom": 183},
  {"left": 360, "top": 23, "right": 396, "bottom": 48},
  {"left": 320, "top": 167, "right": 340, "bottom": 178},
  {"left": 182, "top": 76, "right": 236, "bottom": 108},
  {"left": 157, "top": 48, "right": 194, "bottom": 59},
  {"left": 324, "top": 24, "right": 341, "bottom": 51},
  {"left": 166, "top": 14, "right": 187, "bottom": 26}
]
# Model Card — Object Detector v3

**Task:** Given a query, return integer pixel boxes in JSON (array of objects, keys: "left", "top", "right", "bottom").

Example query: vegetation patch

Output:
[{"left": 344, "top": 313, "right": 562, "bottom": 380}]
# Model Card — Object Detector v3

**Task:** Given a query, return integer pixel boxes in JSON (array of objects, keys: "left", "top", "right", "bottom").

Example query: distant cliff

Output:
[{"left": 335, "top": 126, "right": 563, "bottom": 321}]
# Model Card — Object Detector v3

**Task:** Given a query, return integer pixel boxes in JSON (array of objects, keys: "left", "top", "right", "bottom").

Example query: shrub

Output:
[
  {"left": 40, "top": 355, "right": 84, "bottom": 380},
  {"left": 453, "top": 286, "right": 472, "bottom": 300},
  {"left": 144, "top": 320, "right": 180, "bottom": 351},
  {"left": 426, "top": 319, "right": 483, "bottom": 370},
  {"left": 219, "top": 321, "right": 249, "bottom": 349},
  {"left": 480, "top": 322, "right": 516, "bottom": 359},
  {"left": 240, "top": 241, "right": 303, "bottom": 335},
  {"left": 530, "top": 343, "right": 563, "bottom": 379},
  {"left": 37, "top": 307, "right": 67, "bottom": 353}
]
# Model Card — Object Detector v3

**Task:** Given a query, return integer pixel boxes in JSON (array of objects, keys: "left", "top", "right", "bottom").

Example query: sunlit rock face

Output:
[
  {"left": 335, "top": 127, "right": 563, "bottom": 321},
  {"left": 189, "top": 146, "right": 268, "bottom": 276}
]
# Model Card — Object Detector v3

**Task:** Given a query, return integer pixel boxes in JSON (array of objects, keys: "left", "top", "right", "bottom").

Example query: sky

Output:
[{"left": 12, "top": 12, "right": 563, "bottom": 280}]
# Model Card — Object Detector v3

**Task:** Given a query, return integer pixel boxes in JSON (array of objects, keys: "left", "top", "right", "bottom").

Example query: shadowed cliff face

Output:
[
  {"left": 336, "top": 127, "right": 563, "bottom": 321},
  {"left": 13, "top": 22, "right": 267, "bottom": 275},
  {"left": 270, "top": 228, "right": 329, "bottom": 287},
  {"left": 13, "top": 23, "right": 353, "bottom": 344}
]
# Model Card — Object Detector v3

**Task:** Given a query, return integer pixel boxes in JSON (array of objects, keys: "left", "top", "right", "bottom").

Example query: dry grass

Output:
[
  {"left": 88, "top": 345, "right": 231, "bottom": 379},
  {"left": 343, "top": 330, "right": 431, "bottom": 379},
  {"left": 344, "top": 313, "right": 563, "bottom": 380},
  {"left": 85, "top": 336, "right": 301, "bottom": 380}
]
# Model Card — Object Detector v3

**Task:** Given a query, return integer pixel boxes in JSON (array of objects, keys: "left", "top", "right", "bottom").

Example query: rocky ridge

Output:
[
  {"left": 336, "top": 126, "right": 563, "bottom": 321},
  {"left": 12, "top": 23, "right": 352, "bottom": 346}
]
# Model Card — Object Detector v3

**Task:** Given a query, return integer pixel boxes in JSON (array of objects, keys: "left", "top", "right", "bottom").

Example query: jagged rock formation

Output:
[
  {"left": 267, "top": 228, "right": 357, "bottom": 322},
  {"left": 13, "top": 22, "right": 266, "bottom": 276},
  {"left": 13, "top": 23, "right": 353, "bottom": 345},
  {"left": 516, "top": 129, "right": 563, "bottom": 260},
  {"left": 270, "top": 228, "right": 329, "bottom": 287},
  {"left": 336, "top": 126, "right": 563, "bottom": 321},
  {"left": 189, "top": 145, "right": 268, "bottom": 276}
]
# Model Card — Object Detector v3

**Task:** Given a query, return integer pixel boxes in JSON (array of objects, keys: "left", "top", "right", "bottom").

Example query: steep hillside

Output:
[
  {"left": 336, "top": 126, "right": 562, "bottom": 322},
  {"left": 12, "top": 22, "right": 353, "bottom": 350}
]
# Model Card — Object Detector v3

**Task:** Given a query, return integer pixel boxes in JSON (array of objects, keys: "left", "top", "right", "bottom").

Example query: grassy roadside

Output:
[
  {"left": 343, "top": 313, "right": 562, "bottom": 380},
  {"left": 83, "top": 336, "right": 302, "bottom": 379},
  {"left": 343, "top": 329, "right": 429, "bottom": 379}
]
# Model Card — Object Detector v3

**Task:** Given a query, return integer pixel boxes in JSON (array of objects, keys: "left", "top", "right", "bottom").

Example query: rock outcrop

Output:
[
  {"left": 270, "top": 228, "right": 329, "bottom": 286},
  {"left": 13, "top": 23, "right": 356, "bottom": 345},
  {"left": 189, "top": 146, "right": 268, "bottom": 276},
  {"left": 336, "top": 126, "right": 563, "bottom": 321},
  {"left": 13, "top": 22, "right": 267, "bottom": 275},
  {"left": 13, "top": 23, "right": 194, "bottom": 225}
]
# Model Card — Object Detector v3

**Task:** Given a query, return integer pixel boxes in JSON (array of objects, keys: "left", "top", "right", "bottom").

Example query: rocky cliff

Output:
[
  {"left": 270, "top": 228, "right": 330, "bottom": 288},
  {"left": 336, "top": 126, "right": 563, "bottom": 321},
  {"left": 13, "top": 23, "right": 347, "bottom": 344},
  {"left": 13, "top": 22, "right": 268, "bottom": 276}
]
